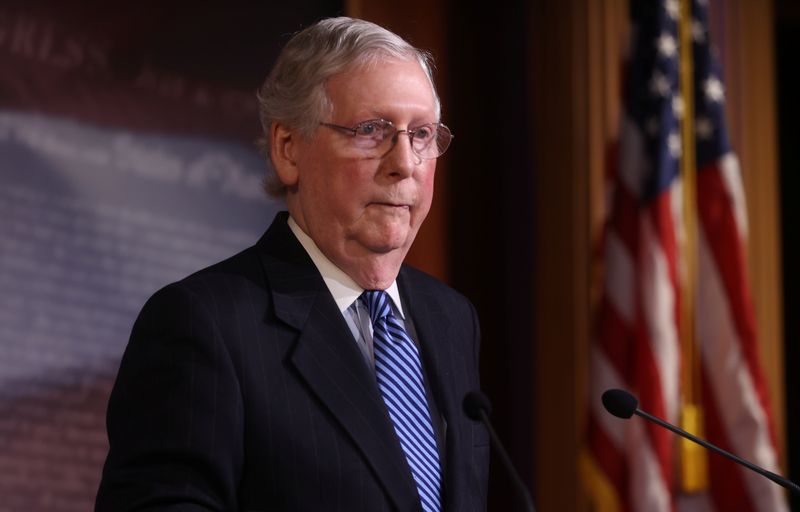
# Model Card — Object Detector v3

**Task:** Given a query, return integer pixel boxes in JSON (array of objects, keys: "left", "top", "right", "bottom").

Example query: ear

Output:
[{"left": 269, "top": 122, "right": 300, "bottom": 187}]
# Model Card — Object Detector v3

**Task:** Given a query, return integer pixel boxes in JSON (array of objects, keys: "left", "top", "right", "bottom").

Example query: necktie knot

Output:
[{"left": 360, "top": 290, "right": 393, "bottom": 325}]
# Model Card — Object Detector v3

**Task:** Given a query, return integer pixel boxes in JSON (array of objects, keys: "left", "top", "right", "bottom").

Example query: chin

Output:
[
  {"left": 368, "top": 240, "right": 408, "bottom": 255},
  {"left": 363, "top": 232, "right": 413, "bottom": 254}
]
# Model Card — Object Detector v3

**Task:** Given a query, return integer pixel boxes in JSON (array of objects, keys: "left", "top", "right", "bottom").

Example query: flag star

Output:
[
  {"left": 672, "top": 95, "right": 684, "bottom": 119},
  {"left": 667, "top": 131, "right": 682, "bottom": 158},
  {"left": 656, "top": 32, "right": 678, "bottom": 58},
  {"left": 665, "top": 0, "right": 680, "bottom": 20},
  {"left": 692, "top": 19, "right": 706, "bottom": 43},
  {"left": 704, "top": 76, "right": 725, "bottom": 103},
  {"left": 650, "top": 71, "right": 672, "bottom": 97},
  {"left": 695, "top": 116, "right": 714, "bottom": 139}
]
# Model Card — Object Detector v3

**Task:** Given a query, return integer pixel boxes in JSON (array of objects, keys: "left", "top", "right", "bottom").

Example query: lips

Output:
[{"left": 370, "top": 201, "right": 410, "bottom": 209}]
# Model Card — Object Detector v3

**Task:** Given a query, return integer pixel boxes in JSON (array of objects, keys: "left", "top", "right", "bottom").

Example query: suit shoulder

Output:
[
  {"left": 176, "top": 244, "right": 264, "bottom": 292},
  {"left": 188, "top": 244, "right": 262, "bottom": 280},
  {"left": 140, "top": 244, "right": 267, "bottom": 318}
]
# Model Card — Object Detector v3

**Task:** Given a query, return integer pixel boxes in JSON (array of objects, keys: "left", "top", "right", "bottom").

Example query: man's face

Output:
[{"left": 284, "top": 58, "right": 438, "bottom": 287}]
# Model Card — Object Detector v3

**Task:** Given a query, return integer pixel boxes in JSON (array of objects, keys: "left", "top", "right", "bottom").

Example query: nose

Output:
[{"left": 382, "top": 130, "right": 419, "bottom": 178}]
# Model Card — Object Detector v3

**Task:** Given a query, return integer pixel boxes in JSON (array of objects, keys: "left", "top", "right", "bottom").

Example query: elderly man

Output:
[{"left": 96, "top": 17, "right": 488, "bottom": 512}]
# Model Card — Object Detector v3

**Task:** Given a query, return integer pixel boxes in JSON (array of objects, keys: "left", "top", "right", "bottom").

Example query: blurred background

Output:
[{"left": 0, "top": 0, "right": 797, "bottom": 510}]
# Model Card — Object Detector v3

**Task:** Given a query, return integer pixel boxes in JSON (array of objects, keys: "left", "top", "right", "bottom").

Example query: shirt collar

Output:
[{"left": 287, "top": 215, "right": 405, "bottom": 319}]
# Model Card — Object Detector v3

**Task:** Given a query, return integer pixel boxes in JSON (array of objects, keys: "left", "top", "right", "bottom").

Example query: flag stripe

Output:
[
  {"left": 700, "top": 362, "right": 757, "bottom": 512},
  {"left": 697, "top": 163, "right": 777, "bottom": 443},
  {"left": 696, "top": 187, "right": 786, "bottom": 511},
  {"left": 584, "top": 1, "right": 785, "bottom": 511}
]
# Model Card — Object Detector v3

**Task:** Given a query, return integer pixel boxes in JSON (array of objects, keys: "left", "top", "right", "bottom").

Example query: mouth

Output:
[{"left": 370, "top": 202, "right": 410, "bottom": 210}]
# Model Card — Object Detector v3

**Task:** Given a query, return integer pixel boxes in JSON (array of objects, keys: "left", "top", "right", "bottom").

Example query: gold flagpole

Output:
[{"left": 678, "top": 0, "right": 708, "bottom": 493}]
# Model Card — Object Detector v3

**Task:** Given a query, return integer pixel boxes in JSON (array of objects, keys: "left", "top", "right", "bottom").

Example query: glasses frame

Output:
[{"left": 319, "top": 118, "right": 453, "bottom": 160}]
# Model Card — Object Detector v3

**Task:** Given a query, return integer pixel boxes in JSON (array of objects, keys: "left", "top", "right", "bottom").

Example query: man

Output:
[{"left": 96, "top": 17, "right": 488, "bottom": 512}]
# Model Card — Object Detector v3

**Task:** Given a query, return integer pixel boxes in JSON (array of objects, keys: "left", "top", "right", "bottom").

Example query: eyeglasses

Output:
[{"left": 319, "top": 119, "right": 453, "bottom": 159}]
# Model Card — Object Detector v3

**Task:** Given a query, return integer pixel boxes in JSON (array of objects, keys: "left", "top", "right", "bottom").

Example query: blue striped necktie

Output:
[{"left": 361, "top": 290, "right": 442, "bottom": 512}]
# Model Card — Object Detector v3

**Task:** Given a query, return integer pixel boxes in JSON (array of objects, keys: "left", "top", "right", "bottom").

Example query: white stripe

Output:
[
  {"left": 591, "top": 340, "right": 673, "bottom": 510},
  {"left": 618, "top": 115, "right": 649, "bottom": 199},
  {"left": 604, "top": 229, "right": 635, "bottom": 324},
  {"left": 639, "top": 211, "right": 681, "bottom": 423},
  {"left": 676, "top": 492, "right": 715, "bottom": 512},
  {"left": 718, "top": 153, "right": 748, "bottom": 240},
  {"left": 670, "top": 176, "right": 685, "bottom": 267},
  {"left": 628, "top": 414, "right": 672, "bottom": 511},
  {"left": 696, "top": 227, "right": 787, "bottom": 512},
  {"left": 589, "top": 345, "right": 628, "bottom": 449}
]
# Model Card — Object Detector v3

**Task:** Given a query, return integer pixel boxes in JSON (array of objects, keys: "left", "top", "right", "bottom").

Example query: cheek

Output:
[
  {"left": 306, "top": 158, "right": 368, "bottom": 207},
  {"left": 406, "top": 167, "right": 435, "bottom": 229},
  {"left": 417, "top": 165, "right": 437, "bottom": 204},
  {"left": 316, "top": 169, "right": 381, "bottom": 229}
]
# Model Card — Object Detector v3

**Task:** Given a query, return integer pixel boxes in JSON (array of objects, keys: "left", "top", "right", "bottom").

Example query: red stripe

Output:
[
  {"left": 594, "top": 294, "right": 674, "bottom": 507},
  {"left": 632, "top": 299, "right": 674, "bottom": 494},
  {"left": 700, "top": 367, "right": 756, "bottom": 511},
  {"left": 632, "top": 191, "right": 680, "bottom": 494},
  {"left": 609, "top": 174, "right": 639, "bottom": 257},
  {"left": 595, "top": 166, "right": 641, "bottom": 383},
  {"left": 648, "top": 188, "right": 681, "bottom": 352},
  {"left": 595, "top": 299, "right": 635, "bottom": 383},
  {"left": 587, "top": 412, "right": 631, "bottom": 512},
  {"left": 592, "top": 166, "right": 678, "bottom": 508},
  {"left": 696, "top": 164, "right": 778, "bottom": 446}
]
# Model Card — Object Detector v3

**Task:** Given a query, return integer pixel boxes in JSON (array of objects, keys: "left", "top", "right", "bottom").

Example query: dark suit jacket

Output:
[{"left": 95, "top": 212, "right": 489, "bottom": 511}]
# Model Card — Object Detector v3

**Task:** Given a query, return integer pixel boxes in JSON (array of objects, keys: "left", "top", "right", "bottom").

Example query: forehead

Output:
[{"left": 324, "top": 58, "right": 438, "bottom": 120}]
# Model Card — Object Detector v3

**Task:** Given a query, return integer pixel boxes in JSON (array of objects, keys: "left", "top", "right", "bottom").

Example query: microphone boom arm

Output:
[
  {"left": 634, "top": 408, "right": 800, "bottom": 495},
  {"left": 475, "top": 408, "right": 537, "bottom": 512}
]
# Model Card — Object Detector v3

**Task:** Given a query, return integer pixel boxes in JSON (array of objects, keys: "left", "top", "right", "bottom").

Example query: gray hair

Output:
[{"left": 257, "top": 16, "right": 440, "bottom": 197}]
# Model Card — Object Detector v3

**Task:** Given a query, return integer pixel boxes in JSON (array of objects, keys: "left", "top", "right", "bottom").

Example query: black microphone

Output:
[
  {"left": 463, "top": 391, "right": 536, "bottom": 512},
  {"left": 601, "top": 388, "right": 800, "bottom": 495}
]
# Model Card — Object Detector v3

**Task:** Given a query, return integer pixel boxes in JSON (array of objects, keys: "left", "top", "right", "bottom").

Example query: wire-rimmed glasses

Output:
[{"left": 320, "top": 118, "right": 453, "bottom": 159}]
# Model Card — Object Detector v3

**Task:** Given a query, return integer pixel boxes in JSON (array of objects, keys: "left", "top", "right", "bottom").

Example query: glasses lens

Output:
[
  {"left": 352, "top": 120, "right": 393, "bottom": 150},
  {"left": 410, "top": 124, "right": 453, "bottom": 159},
  {"left": 437, "top": 124, "right": 453, "bottom": 156}
]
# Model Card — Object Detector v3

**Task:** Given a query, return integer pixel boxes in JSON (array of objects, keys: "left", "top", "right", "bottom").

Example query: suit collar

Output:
[{"left": 255, "top": 213, "right": 422, "bottom": 511}]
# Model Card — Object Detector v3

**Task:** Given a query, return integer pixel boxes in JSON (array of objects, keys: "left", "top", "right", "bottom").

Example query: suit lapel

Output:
[
  {"left": 256, "top": 214, "right": 420, "bottom": 511},
  {"left": 399, "top": 268, "right": 472, "bottom": 511}
]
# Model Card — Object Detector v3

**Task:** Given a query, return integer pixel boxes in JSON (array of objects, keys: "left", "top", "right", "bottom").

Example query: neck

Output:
[
  {"left": 336, "top": 251, "right": 405, "bottom": 291},
  {"left": 286, "top": 213, "right": 407, "bottom": 291}
]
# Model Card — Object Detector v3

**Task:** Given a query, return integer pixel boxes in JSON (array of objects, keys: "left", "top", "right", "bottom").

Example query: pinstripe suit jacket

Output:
[{"left": 96, "top": 212, "right": 489, "bottom": 511}]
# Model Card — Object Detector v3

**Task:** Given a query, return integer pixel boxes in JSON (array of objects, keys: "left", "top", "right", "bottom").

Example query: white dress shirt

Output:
[{"left": 287, "top": 216, "right": 410, "bottom": 370}]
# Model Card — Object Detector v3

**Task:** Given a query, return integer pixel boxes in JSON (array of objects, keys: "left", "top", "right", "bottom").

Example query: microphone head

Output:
[
  {"left": 463, "top": 391, "right": 492, "bottom": 421},
  {"left": 601, "top": 389, "right": 638, "bottom": 419}
]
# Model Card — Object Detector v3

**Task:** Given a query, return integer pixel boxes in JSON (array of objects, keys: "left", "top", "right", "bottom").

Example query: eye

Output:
[
  {"left": 354, "top": 120, "right": 390, "bottom": 138},
  {"left": 412, "top": 124, "right": 435, "bottom": 141}
]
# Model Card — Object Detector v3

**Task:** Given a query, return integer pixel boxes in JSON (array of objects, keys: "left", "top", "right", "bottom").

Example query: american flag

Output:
[{"left": 584, "top": 0, "right": 787, "bottom": 510}]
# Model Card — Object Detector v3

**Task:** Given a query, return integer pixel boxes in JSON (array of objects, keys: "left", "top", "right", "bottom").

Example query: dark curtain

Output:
[
  {"left": 776, "top": 2, "right": 800, "bottom": 510},
  {"left": 446, "top": 1, "right": 538, "bottom": 510}
]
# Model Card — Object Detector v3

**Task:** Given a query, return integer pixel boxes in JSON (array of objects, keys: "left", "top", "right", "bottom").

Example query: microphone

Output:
[
  {"left": 601, "top": 388, "right": 800, "bottom": 495},
  {"left": 463, "top": 391, "right": 536, "bottom": 512}
]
